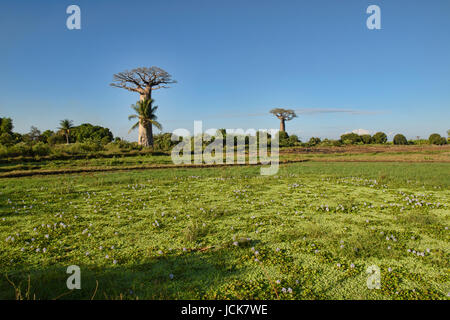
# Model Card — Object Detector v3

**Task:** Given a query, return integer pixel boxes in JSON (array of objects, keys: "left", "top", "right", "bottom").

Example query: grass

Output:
[
  {"left": 1, "top": 145, "right": 449, "bottom": 177},
  {"left": 0, "top": 162, "right": 449, "bottom": 299}
]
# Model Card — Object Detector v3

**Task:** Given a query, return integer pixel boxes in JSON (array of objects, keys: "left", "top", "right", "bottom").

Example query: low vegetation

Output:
[{"left": 0, "top": 162, "right": 448, "bottom": 299}]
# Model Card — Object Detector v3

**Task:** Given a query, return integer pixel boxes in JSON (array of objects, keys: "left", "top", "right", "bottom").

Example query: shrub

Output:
[
  {"left": 0, "top": 144, "right": 7, "bottom": 157},
  {"left": 340, "top": 133, "right": 361, "bottom": 145},
  {"left": 48, "top": 133, "right": 66, "bottom": 145},
  {"left": 70, "top": 123, "right": 114, "bottom": 144},
  {"left": 393, "top": 134, "right": 408, "bottom": 145},
  {"left": 428, "top": 133, "right": 447, "bottom": 145},
  {"left": 10, "top": 142, "right": 33, "bottom": 157},
  {"left": 0, "top": 133, "right": 14, "bottom": 146},
  {"left": 307, "top": 137, "right": 321, "bottom": 147},
  {"left": 360, "top": 134, "right": 372, "bottom": 144},
  {"left": 278, "top": 131, "right": 289, "bottom": 140},
  {"left": 372, "top": 132, "right": 387, "bottom": 144},
  {"left": 154, "top": 133, "right": 177, "bottom": 151},
  {"left": 32, "top": 142, "right": 51, "bottom": 156},
  {"left": 288, "top": 135, "right": 300, "bottom": 146}
]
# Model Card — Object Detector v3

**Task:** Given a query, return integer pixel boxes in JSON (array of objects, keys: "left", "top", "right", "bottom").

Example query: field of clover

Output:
[{"left": 0, "top": 162, "right": 449, "bottom": 300}]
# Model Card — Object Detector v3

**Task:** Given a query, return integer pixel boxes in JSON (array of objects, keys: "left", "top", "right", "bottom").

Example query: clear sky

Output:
[{"left": 1, "top": 0, "right": 449, "bottom": 141}]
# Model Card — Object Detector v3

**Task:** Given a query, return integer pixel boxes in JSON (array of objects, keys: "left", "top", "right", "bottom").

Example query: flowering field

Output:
[{"left": 0, "top": 162, "right": 449, "bottom": 299}]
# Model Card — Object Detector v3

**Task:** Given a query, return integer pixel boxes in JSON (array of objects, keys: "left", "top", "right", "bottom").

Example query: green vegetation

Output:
[
  {"left": 372, "top": 132, "right": 388, "bottom": 144},
  {"left": 0, "top": 162, "right": 448, "bottom": 299},
  {"left": 429, "top": 133, "right": 447, "bottom": 146},
  {"left": 128, "top": 98, "right": 162, "bottom": 147},
  {"left": 393, "top": 134, "right": 408, "bottom": 145},
  {"left": 1, "top": 116, "right": 448, "bottom": 161}
]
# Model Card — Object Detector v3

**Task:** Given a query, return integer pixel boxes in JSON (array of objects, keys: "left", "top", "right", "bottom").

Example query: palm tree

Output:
[
  {"left": 58, "top": 119, "right": 74, "bottom": 144},
  {"left": 128, "top": 98, "right": 162, "bottom": 147}
]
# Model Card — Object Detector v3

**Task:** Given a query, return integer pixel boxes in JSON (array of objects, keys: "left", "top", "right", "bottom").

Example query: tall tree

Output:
[
  {"left": 58, "top": 119, "right": 74, "bottom": 144},
  {"left": 110, "top": 67, "right": 176, "bottom": 102},
  {"left": 128, "top": 98, "right": 162, "bottom": 147},
  {"left": 270, "top": 108, "right": 297, "bottom": 132},
  {"left": 28, "top": 126, "right": 42, "bottom": 142},
  {"left": 0, "top": 117, "right": 13, "bottom": 135}
]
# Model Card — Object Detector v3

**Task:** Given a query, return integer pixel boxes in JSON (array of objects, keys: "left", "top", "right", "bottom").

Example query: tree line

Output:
[{"left": 1, "top": 65, "right": 448, "bottom": 158}]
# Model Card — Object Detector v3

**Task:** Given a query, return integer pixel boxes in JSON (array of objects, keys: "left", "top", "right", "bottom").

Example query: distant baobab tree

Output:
[
  {"left": 110, "top": 67, "right": 176, "bottom": 102},
  {"left": 128, "top": 98, "right": 162, "bottom": 147},
  {"left": 270, "top": 108, "right": 297, "bottom": 132}
]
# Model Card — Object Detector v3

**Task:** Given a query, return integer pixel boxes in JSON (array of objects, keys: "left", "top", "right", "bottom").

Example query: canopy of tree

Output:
[
  {"left": 111, "top": 67, "right": 176, "bottom": 101},
  {"left": 71, "top": 123, "right": 114, "bottom": 143}
]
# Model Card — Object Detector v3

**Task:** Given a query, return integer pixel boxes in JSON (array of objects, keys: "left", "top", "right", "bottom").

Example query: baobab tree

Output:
[
  {"left": 110, "top": 66, "right": 176, "bottom": 102},
  {"left": 270, "top": 108, "right": 297, "bottom": 132},
  {"left": 128, "top": 98, "right": 162, "bottom": 147}
]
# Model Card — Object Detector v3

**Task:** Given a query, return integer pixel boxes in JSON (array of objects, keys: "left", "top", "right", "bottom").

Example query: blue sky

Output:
[{"left": 0, "top": 0, "right": 449, "bottom": 141}]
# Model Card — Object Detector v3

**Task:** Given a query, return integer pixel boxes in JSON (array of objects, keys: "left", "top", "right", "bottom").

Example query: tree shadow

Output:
[{"left": 0, "top": 246, "right": 254, "bottom": 300}]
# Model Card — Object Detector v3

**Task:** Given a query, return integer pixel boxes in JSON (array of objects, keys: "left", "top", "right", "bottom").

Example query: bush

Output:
[
  {"left": 393, "top": 134, "right": 408, "bottom": 145},
  {"left": 372, "top": 132, "right": 387, "bottom": 144},
  {"left": 0, "top": 144, "right": 7, "bottom": 157},
  {"left": 32, "top": 142, "right": 51, "bottom": 156},
  {"left": 48, "top": 133, "right": 66, "bottom": 145},
  {"left": 10, "top": 142, "right": 33, "bottom": 157},
  {"left": 360, "top": 134, "right": 372, "bottom": 144},
  {"left": 307, "top": 137, "right": 321, "bottom": 147},
  {"left": 278, "top": 131, "right": 289, "bottom": 140},
  {"left": 70, "top": 123, "right": 114, "bottom": 144},
  {"left": 105, "top": 140, "right": 142, "bottom": 152},
  {"left": 340, "top": 133, "right": 361, "bottom": 145},
  {"left": 154, "top": 133, "right": 177, "bottom": 151},
  {"left": 428, "top": 133, "right": 447, "bottom": 145},
  {"left": 0, "top": 133, "right": 14, "bottom": 146},
  {"left": 288, "top": 135, "right": 300, "bottom": 146}
]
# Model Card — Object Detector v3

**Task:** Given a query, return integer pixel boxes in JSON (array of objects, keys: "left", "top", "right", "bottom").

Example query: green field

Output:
[{"left": 0, "top": 162, "right": 449, "bottom": 299}]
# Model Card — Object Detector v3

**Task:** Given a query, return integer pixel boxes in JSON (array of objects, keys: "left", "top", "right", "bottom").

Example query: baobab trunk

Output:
[
  {"left": 139, "top": 88, "right": 151, "bottom": 102},
  {"left": 279, "top": 119, "right": 286, "bottom": 132},
  {"left": 137, "top": 91, "right": 154, "bottom": 147},
  {"left": 138, "top": 122, "right": 153, "bottom": 147}
]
